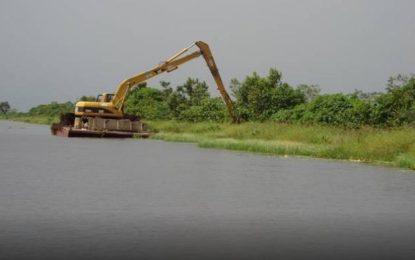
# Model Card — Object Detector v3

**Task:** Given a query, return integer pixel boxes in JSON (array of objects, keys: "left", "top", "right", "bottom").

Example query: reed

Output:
[{"left": 147, "top": 120, "right": 415, "bottom": 170}]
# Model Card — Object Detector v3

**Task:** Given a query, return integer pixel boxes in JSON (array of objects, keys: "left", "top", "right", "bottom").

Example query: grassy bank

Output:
[
  {"left": 2, "top": 115, "right": 414, "bottom": 170},
  {"left": 0, "top": 114, "right": 58, "bottom": 125},
  {"left": 147, "top": 120, "right": 415, "bottom": 170}
]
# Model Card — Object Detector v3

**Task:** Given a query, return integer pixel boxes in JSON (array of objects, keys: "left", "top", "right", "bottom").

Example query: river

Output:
[{"left": 1, "top": 120, "right": 415, "bottom": 259}]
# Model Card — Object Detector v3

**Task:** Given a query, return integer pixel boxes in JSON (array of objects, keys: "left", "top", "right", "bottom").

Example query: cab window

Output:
[
  {"left": 96, "top": 94, "right": 114, "bottom": 102},
  {"left": 106, "top": 94, "right": 114, "bottom": 102}
]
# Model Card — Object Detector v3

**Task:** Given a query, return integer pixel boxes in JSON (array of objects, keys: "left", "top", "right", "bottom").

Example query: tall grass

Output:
[
  {"left": 0, "top": 114, "right": 58, "bottom": 125},
  {"left": 147, "top": 120, "right": 415, "bottom": 170},
  {"left": 3, "top": 115, "right": 414, "bottom": 170}
]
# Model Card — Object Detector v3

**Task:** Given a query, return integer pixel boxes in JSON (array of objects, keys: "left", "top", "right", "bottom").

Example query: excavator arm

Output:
[
  {"left": 111, "top": 41, "right": 237, "bottom": 122},
  {"left": 195, "top": 41, "right": 235, "bottom": 122}
]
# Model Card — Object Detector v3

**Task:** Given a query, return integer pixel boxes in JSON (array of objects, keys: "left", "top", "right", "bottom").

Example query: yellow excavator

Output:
[{"left": 52, "top": 41, "right": 236, "bottom": 138}]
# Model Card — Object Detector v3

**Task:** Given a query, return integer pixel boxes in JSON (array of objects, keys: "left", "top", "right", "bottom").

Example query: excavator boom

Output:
[
  {"left": 52, "top": 41, "right": 236, "bottom": 138},
  {"left": 111, "top": 41, "right": 236, "bottom": 121},
  {"left": 195, "top": 41, "right": 236, "bottom": 122}
]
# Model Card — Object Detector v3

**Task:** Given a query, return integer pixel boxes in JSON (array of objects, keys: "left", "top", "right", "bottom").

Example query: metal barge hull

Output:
[{"left": 52, "top": 126, "right": 150, "bottom": 138}]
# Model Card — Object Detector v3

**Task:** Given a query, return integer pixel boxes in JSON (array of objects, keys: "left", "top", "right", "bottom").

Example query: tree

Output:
[
  {"left": 124, "top": 86, "right": 170, "bottom": 119},
  {"left": 166, "top": 78, "right": 210, "bottom": 119},
  {"left": 386, "top": 74, "right": 415, "bottom": 91},
  {"left": 351, "top": 90, "right": 381, "bottom": 101},
  {"left": 371, "top": 77, "right": 415, "bottom": 126},
  {"left": 78, "top": 96, "right": 96, "bottom": 101},
  {"left": 297, "top": 84, "right": 321, "bottom": 102},
  {"left": 0, "top": 101, "right": 10, "bottom": 117},
  {"left": 178, "top": 78, "right": 209, "bottom": 106},
  {"left": 28, "top": 101, "right": 74, "bottom": 117},
  {"left": 160, "top": 81, "right": 173, "bottom": 99},
  {"left": 231, "top": 68, "right": 305, "bottom": 120}
]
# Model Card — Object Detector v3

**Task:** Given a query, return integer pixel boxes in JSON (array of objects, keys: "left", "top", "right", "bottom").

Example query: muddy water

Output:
[{"left": 1, "top": 120, "right": 415, "bottom": 259}]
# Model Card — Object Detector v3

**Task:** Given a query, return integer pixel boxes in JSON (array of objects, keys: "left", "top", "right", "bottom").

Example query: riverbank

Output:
[
  {"left": 2, "top": 116, "right": 414, "bottom": 170},
  {"left": 0, "top": 114, "right": 57, "bottom": 125},
  {"left": 147, "top": 120, "right": 415, "bottom": 170}
]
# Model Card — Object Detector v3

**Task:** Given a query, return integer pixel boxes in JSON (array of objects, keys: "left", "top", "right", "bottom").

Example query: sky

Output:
[{"left": 0, "top": 0, "right": 414, "bottom": 111}]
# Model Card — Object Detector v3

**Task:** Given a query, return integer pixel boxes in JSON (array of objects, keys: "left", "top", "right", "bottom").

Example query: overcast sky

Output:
[{"left": 1, "top": 0, "right": 414, "bottom": 110}]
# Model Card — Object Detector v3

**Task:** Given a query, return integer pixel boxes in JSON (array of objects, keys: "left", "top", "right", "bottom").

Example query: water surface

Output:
[{"left": 1, "top": 121, "right": 415, "bottom": 259}]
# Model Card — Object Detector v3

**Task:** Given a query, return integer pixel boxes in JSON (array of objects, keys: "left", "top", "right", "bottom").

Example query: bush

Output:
[
  {"left": 304, "top": 94, "right": 371, "bottom": 127},
  {"left": 167, "top": 78, "right": 210, "bottom": 118},
  {"left": 124, "top": 87, "right": 170, "bottom": 119},
  {"left": 370, "top": 78, "right": 415, "bottom": 126},
  {"left": 231, "top": 68, "right": 305, "bottom": 120},
  {"left": 272, "top": 104, "right": 307, "bottom": 123},
  {"left": 273, "top": 94, "right": 372, "bottom": 128},
  {"left": 179, "top": 98, "right": 227, "bottom": 122},
  {"left": 28, "top": 101, "right": 74, "bottom": 117}
]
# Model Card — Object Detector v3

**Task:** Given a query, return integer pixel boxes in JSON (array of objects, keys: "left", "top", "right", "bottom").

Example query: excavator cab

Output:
[{"left": 96, "top": 93, "right": 114, "bottom": 102}]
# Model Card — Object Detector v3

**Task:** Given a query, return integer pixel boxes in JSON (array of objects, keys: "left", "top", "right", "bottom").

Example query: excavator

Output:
[{"left": 51, "top": 41, "right": 236, "bottom": 138}]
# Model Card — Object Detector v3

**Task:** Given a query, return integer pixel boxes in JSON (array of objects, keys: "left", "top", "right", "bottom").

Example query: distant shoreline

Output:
[{"left": 0, "top": 115, "right": 57, "bottom": 125}]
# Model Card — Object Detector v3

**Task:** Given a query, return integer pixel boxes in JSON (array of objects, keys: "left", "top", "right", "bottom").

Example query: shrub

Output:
[
  {"left": 273, "top": 94, "right": 372, "bottom": 128},
  {"left": 370, "top": 78, "right": 415, "bottom": 126},
  {"left": 28, "top": 101, "right": 74, "bottom": 117},
  {"left": 231, "top": 68, "right": 305, "bottom": 120},
  {"left": 179, "top": 98, "right": 227, "bottom": 122},
  {"left": 124, "top": 87, "right": 170, "bottom": 119}
]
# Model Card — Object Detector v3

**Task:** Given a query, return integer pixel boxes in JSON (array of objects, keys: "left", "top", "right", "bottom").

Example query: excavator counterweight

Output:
[{"left": 51, "top": 41, "right": 236, "bottom": 138}]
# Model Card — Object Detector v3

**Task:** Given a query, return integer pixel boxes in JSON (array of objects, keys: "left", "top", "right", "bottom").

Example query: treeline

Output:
[
  {"left": 2, "top": 96, "right": 97, "bottom": 119},
  {"left": 124, "top": 69, "right": 415, "bottom": 127},
  {"left": 3, "top": 69, "right": 415, "bottom": 128},
  {"left": 26, "top": 101, "right": 74, "bottom": 117},
  {"left": 1, "top": 101, "right": 74, "bottom": 118}
]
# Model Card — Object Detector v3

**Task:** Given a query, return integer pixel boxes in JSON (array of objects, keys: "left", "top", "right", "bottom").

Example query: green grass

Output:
[
  {"left": 0, "top": 114, "right": 58, "bottom": 125},
  {"left": 3, "top": 115, "right": 414, "bottom": 170},
  {"left": 147, "top": 120, "right": 415, "bottom": 170}
]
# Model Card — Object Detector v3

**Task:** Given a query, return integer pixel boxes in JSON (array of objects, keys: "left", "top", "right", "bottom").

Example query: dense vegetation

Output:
[
  {"left": 3, "top": 69, "right": 414, "bottom": 128},
  {"left": 124, "top": 79, "right": 228, "bottom": 122},
  {"left": 0, "top": 101, "right": 73, "bottom": 124},
  {"left": 27, "top": 101, "right": 74, "bottom": 117},
  {"left": 123, "top": 69, "right": 415, "bottom": 128},
  {"left": 2, "top": 69, "right": 415, "bottom": 169}
]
